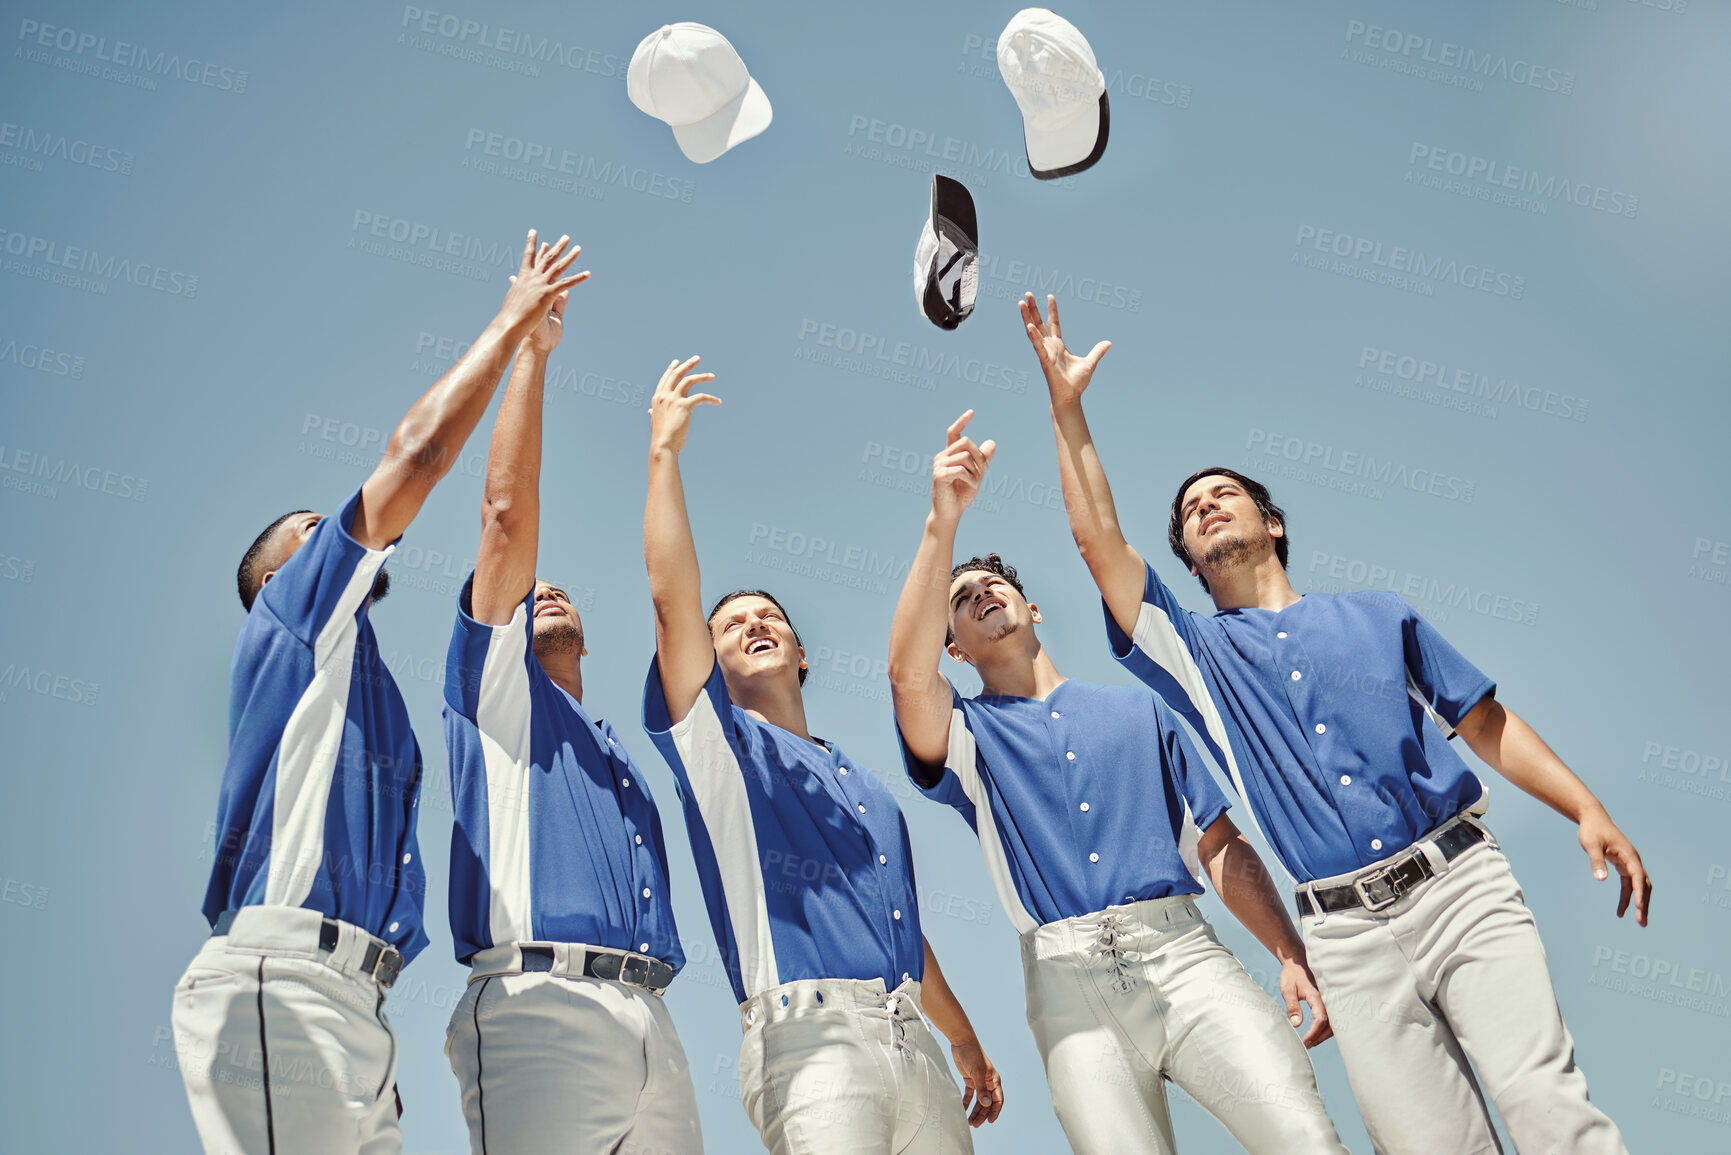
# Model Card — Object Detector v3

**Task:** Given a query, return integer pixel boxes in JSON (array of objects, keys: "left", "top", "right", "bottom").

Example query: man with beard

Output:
[
  {"left": 1018, "top": 292, "right": 1648, "bottom": 1154},
  {"left": 440, "top": 261, "right": 700, "bottom": 1154},
  {"left": 887, "top": 410, "right": 1350, "bottom": 1155},
  {"left": 174, "top": 231, "right": 585, "bottom": 1154},
  {"left": 641, "top": 357, "right": 1003, "bottom": 1154}
]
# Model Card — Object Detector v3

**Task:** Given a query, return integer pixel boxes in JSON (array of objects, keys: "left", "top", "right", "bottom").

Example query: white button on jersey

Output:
[
  {"left": 1089, "top": 853, "right": 1099, "bottom": 863},
  {"left": 388, "top": 921, "right": 399, "bottom": 932},
  {"left": 839, "top": 767, "right": 849, "bottom": 774},
  {"left": 878, "top": 854, "right": 887, "bottom": 865},
  {"left": 857, "top": 804, "right": 866, "bottom": 814},
  {"left": 635, "top": 834, "right": 643, "bottom": 845},
  {"left": 1315, "top": 724, "right": 1326, "bottom": 735},
  {"left": 1277, "top": 631, "right": 1287, "bottom": 639},
  {"left": 1066, "top": 751, "right": 1076, "bottom": 761},
  {"left": 1370, "top": 839, "right": 1383, "bottom": 852},
  {"left": 642, "top": 888, "right": 652, "bottom": 898},
  {"left": 640, "top": 942, "right": 649, "bottom": 952},
  {"left": 1079, "top": 803, "right": 1090, "bottom": 812},
  {"left": 1051, "top": 711, "right": 1061, "bottom": 719},
  {"left": 1291, "top": 671, "right": 1302, "bottom": 681},
  {"left": 1340, "top": 775, "right": 1352, "bottom": 786},
  {"left": 622, "top": 778, "right": 631, "bottom": 788},
  {"left": 402, "top": 853, "right": 412, "bottom": 864},
  {"left": 893, "top": 909, "right": 902, "bottom": 920}
]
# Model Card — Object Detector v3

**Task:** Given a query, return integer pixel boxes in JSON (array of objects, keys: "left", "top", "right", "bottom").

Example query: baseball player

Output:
[
  {"left": 174, "top": 230, "right": 584, "bottom": 1154},
  {"left": 1019, "top": 292, "right": 1649, "bottom": 1154},
  {"left": 640, "top": 357, "right": 1004, "bottom": 1154},
  {"left": 440, "top": 262, "right": 701, "bottom": 1153},
  {"left": 888, "top": 410, "right": 1352, "bottom": 1155}
]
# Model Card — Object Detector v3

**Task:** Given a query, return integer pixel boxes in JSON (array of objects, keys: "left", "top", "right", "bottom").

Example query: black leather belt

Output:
[
  {"left": 212, "top": 909, "right": 403, "bottom": 988},
  {"left": 520, "top": 944, "right": 674, "bottom": 994},
  {"left": 1296, "top": 821, "right": 1487, "bottom": 918}
]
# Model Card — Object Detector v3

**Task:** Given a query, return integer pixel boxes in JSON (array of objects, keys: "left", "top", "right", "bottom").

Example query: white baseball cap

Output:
[
  {"left": 628, "top": 23, "right": 772, "bottom": 163},
  {"left": 913, "top": 175, "right": 978, "bottom": 329},
  {"left": 997, "top": 8, "right": 1109, "bottom": 180}
]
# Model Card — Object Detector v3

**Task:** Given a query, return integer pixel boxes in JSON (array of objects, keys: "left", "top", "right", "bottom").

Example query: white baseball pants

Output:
[
  {"left": 1021, "top": 895, "right": 1350, "bottom": 1155},
  {"left": 1301, "top": 834, "right": 1627, "bottom": 1155},
  {"left": 171, "top": 907, "right": 401, "bottom": 1155},
  {"left": 444, "top": 942, "right": 703, "bottom": 1155},
  {"left": 738, "top": 977, "right": 973, "bottom": 1154}
]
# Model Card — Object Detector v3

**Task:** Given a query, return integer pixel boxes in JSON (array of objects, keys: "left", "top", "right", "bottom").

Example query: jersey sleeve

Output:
[
  {"left": 1401, "top": 600, "right": 1496, "bottom": 733},
  {"left": 258, "top": 486, "right": 394, "bottom": 648},
  {"left": 443, "top": 574, "right": 535, "bottom": 721},
  {"left": 1160, "top": 702, "right": 1231, "bottom": 832},
  {"left": 1104, "top": 558, "right": 1213, "bottom": 719},
  {"left": 894, "top": 683, "right": 972, "bottom": 811},
  {"left": 642, "top": 653, "right": 746, "bottom": 797}
]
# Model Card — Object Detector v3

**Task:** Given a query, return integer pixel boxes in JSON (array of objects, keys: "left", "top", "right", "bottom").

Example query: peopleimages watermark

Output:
[
  {"left": 0, "top": 334, "right": 85, "bottom": 379},
  {"left": 796, "top": 319, "right": 1027, "bottom": 395},
  {"left": 1306, "top": 551, "right": 1538, "bottom": 627},
  {"left": 460, "top": 128, "right": 694, "bottom": 204},
  {"left": 397, "top": 6, "right": 629, "bottom": 81},
  {"left": 348, "top": 210, "right": 515, "bottom": 283},
  {"left": 1292, "top": 225, "right": 1525, "bottom": 300},
  {"left": 1586, "top": 945, "right": 1730, "bottom": 1017},
  {"left": 0, "top": 227, "right": 199, "bottom": 298},
  {"left": 843, "top": 114, "right": 1074, "bottom": 189},
  {"left": 1407, "top": 144, "right": 1636, "bottom": 220},
  {"left": 1340, "top": 20, "right": 1575, "bottom": 97},
  {"left": 956, "top": 31, "right": 1194, "bottom": 109},
  {"left": 0, "top": 876, "right": 48, "bottom": 911},
  {"left": 1244, "top": 429, "right": 1476, "bottom": 504},
  {"left": 0, "top": 119, "right": 133, "bottom": 176},
  {"left": 859, "top": 439, "right": 1066, "bottom": 518},
  {"left": 1652, "top": 1068, "right": 1731, "bottom": 1128},
  {"left": 0, "top": 661, "right": 100, "bottom": 707},
  {"left": 0, "top": 552, "right": 34, "bottom": 583},
  {"left": 1704, "top": 863, "right": 1731, "bottom": 913},
  {"left": 973, "top": 251, "right": 1144, "bottom": 313},
  {"left": 744, "top": 523, "right": 914, "bottom": 598},
  {"left": 15, "top": 17, "right": 249, "bottom": 93},
  {"left": 1355, "top": 345, "right": 1588, "bottom": 424},
  {"left": 0, "top": 444, "right": 148, "bottom": 502},
  {"left": 411, "top": 331, "right": 651, "bottom": 408},
  {"left": 1637, "top": 739, "right": 1731, "bottom": 804},
  {"left": 1687, "top": 537, "right": 1731, "bottom": 590}
]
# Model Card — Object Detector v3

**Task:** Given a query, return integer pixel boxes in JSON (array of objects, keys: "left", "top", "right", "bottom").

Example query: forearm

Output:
[
  {"left": 888, "top": 512, "right": 958, "bottom": 695},
  {"left": 1208, "top": 833, "right": 1305, "bottom": 965},
  {"left": 1460, "top": 700, "right": 1604, "bottom": 823},
  {"left": 389, "top": 315, "right": 529, "bottom": 479},
  {"left": 918, "top": 939, "right": 979, "bottom": 1045},
  {"left": 644, "top": 446, "right": 703, "bottom": 630},
  {"left": 1050, "top": 401, "right": 1129, "bottom": 560},
  {"left": 472, "top": 347, "right": 545, "bottom": 618}
]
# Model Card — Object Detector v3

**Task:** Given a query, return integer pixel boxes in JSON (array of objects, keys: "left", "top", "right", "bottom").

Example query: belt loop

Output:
[
  {"left": 1307, "top": 881, "right": 1326, "bottom": 926},
  {"left": 1417, "top": 836, "right": 1450, "bottom": 875}
]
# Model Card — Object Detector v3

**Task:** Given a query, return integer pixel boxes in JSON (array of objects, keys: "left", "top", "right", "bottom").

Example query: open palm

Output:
[{"left": 1019, "top": 292, "right": 1111, "bottom": 407}]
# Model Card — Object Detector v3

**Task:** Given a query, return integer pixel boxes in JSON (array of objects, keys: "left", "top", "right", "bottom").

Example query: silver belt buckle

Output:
[
  {"left": 618, "top": 952, "right": 651, "bottom": 989},
  {"left": 1352, "top": 865, "right": 1403, "bottom": 912}
]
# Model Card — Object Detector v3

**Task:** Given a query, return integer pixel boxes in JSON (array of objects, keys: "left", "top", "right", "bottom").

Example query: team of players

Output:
[{"left": 174, "top": 233, "right": 1651, "bottom": 1155}]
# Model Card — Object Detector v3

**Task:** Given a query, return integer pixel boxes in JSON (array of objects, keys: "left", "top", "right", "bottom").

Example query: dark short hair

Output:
[
  {"left": 237, "top": 510, "right": 311, "bottom": 611},
  {"left": 946, "top": 554, "right": 1027, "bottom": 645},
  {"left": 706, "top": 588, "right": 807, "bottom": 685},
  {"left": 1168, "top": 467, "right": 1288, "bottom": 592}
]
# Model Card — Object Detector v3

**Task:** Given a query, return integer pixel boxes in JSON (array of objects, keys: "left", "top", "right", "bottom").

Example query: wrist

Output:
[{"left": 925, "top": 508, "right": 961, "bottom": 535}]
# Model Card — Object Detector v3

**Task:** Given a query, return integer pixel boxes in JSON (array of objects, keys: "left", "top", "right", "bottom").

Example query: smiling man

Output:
[
  {"left": 1020, "top": 291, "right": 1647, "bottom": 1154},
  {"left": 641, "top": 356, "right": 1003, "bottom": 1155},
  {"left": 887, "top": 410, "right": 1350, "bottom": 1155},
  {"left": 439, "top": 256, "right": 701, "bottom": 1155},
  {"left": 174, "top": 231, "right": 584, "bottom": 1155}
]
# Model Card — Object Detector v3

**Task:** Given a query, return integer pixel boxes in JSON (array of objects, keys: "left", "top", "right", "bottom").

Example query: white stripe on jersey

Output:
[
  {"left": 264, "top": 544, "right": 391, "bottom": 907},
  {"left": 477, "top": 605, "right": 535, "bottom": 944},
  {"left": 669, "top": 688, "right": 779, "bottom": 999},
  {"left": 946, "top": 706, "right": 1039, "bottom": 936},
  {"left": 1130, "top": 600, "right": 1283, "bottom": 883}
]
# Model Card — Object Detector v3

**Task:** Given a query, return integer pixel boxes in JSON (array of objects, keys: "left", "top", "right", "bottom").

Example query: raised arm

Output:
[
  {"left": 351, "top": 231, "right": 586, "bottom": 550},
  {"left": 1196, "top": 815, "right": 1333, "bottom": 1048},
  {"left": 919, "top": 938, "right": 1004, "bottom": 1127},
  {"left": 644, "top": 356, "right": 721, "bottom": 722},
  {"left": 888, "top": 411, "right": 995, "bottom": 768},
  {"left": 1455, "top": 698, "right": 1651, "bottom": 926},
  {"left": 470, "top": 272, "right": 577, "bottom": 624},
  {"left": 1018, "top": 293, "right": 1146, "bottom": 636}
]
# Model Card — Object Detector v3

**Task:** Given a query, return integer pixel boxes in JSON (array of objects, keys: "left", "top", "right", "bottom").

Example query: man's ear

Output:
[
  {"left": 945, "top": 642, "right": 970, "bottom": 665},
  {"left": 261, "top": 570, "right": 278, "bottom": 588},
  {"left": 1267, "top": 516, "right": 1285, "bottom": 540},
  {"left": 1027, "top": 601, "right": 1042, "bottom": 625},
  {"left": 797, "top": 645, "right": 807, "bottom": 673}
]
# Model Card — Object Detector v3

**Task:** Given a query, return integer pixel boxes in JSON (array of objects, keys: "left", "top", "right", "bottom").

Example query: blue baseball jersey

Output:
[
  {"left": 900, "top": 680, "right": 1231, "bottom": 934},
  {"left": 443, "top": 579, "right": 682, "bottom": 970},
  {"left": 1107, "top": 559, "right": 1495, "bottom": 882},
  {"left": 203, "top": 487, "right": 428, "bottom": 962},
  {"left": 643, "top": 658, "right": 925, "bottom": 1005}
]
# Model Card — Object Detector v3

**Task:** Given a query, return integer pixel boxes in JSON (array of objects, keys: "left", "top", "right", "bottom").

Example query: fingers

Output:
[
  {"left": 1608, "top": 843, "right": 1652, "bottom": 926},
  {"left": 1586, "top": 840, "right": 1609, "bottom": 883},
  {"left": 538, "top": 234, "right": 571, "bottom": 270},
  {"left": 1083, "top": 339, "right": 1112, "bottom": 371},
  {"left": 945, "top": 409, "right": 974, "bottom": 445},
  {"left": 520, "top": 228, "right": 537, "bottom": 266},
  {"left": 1301, "top": 988, "right": 1332, "bottom": 1047},
  {"left": 979, "top": 438, "right": 997, "bottom": 466},
  {"left": 689, "top": 393, "right": 723, "bottom": 407},
  {"left": 1046, "top": 294, "right": 1062, "bottom": 339},
  {"left": 550, "top": 240, "right": 583, "bottom": 276},
  {"left": 675, "top": 370, "right": 715, "bottom": 397}
]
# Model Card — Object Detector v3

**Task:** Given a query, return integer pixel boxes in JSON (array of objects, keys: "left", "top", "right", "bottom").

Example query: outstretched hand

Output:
[
  {"left": 517, "top": 287, "right": 569, "bottom": 356},
  {"left": 648, "top": 356, "right": 720, "bottom": 455},
  {"left": 499, "top": 230, "right": 588, "bottom": 338},
  {"left": 932, "top": 410, "right": 996, "bottom": 526},
  {"left": 1019, "top": 292, "right": 1110, "bottom": 407}
]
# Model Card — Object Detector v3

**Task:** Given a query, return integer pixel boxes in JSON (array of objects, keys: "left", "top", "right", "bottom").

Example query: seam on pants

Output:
[
  {"left": 256, "top": 957, "right": 276, "bottom": 1155},
  {"left": 473, "top": 975, "right": 492, "bottom": 1155},
  {"left": 373, "top": 986, "right": 393, "bottom": 1100}
]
